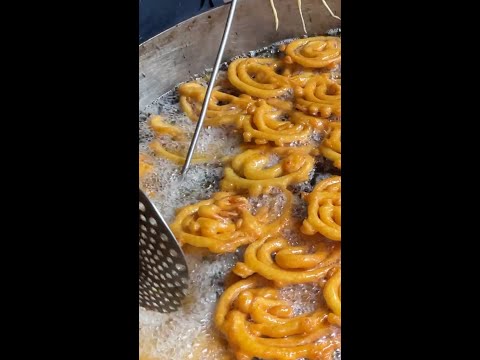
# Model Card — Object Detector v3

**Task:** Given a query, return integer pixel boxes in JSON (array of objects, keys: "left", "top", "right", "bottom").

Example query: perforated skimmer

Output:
[{"left": 139, "top": 189, "right": 189, "bottom": 313}]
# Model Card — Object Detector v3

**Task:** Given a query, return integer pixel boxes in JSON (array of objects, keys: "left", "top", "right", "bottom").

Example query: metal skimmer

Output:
[{"left": 139, "top": 189, "right": 189, "bottom": 313}]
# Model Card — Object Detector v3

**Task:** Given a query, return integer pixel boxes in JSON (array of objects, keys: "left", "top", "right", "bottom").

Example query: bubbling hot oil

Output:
[{"left": 139, "top": 39, "right": 340, "bottom": 360}]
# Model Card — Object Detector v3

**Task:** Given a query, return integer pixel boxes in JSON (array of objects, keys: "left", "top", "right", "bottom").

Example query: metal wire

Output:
[{"left": 181, "top": 0, "right": 238, "bottom": 175}]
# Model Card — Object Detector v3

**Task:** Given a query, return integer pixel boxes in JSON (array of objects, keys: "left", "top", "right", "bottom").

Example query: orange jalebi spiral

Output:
[
  {"left": 319, "top": 121, "right": 341, "bottom": 169},
  {"left": 282, "top": 36, "right": 341, "bottom": 69},
  {"left": 228, "top": 58, "right": 291, "bottom": 98},
  {"left": 215, "top": 275, "right": 340, "bottom": 360},
  {"left": 301, "top": 176, "right": 341, "bottom": 241},
  {"left": 221, "top": 146, "right": 315, "bottom": 196},
  {"left": 233, "top": 236, "right": 340, "bottom": 286},
  {"left": 294, "top": 74, "right": 341, "bottom": 118},
  {"left": 242, "top": 102, "right": 321, "bottom": 146},
  {"left": 323, "top": 268, "right": 341, "bottom": 327},
  {"left": 179, "top": 82, "right": 255, "bottom": 128},
  {"left": 170, "top": 190, "right": 292, "bottom": 253}
]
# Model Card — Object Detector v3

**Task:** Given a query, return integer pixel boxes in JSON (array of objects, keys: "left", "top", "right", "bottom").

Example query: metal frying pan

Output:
[
  {"left": 138, "top": 0, "right": 341, "bottom": 356},
  {"left": 139, "top": 0, "right": 340, "bottom": 308}
]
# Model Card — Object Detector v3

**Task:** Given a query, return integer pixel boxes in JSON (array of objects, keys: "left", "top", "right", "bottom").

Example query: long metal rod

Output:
[{"left": 181, "top": 0, "right": 238, "bottom": 175}]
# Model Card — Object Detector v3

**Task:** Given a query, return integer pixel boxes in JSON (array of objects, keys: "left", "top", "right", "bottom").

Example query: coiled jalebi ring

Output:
[
  {"left": 221, "top": 146, "right": 315, "bottom": 196},
  {"left": 301, "top": 176, "right": 341, "bottom": 241},
  {"left": 242, "top": 102, "right": 314, "bottom": 146},
  {"left": 170, "top": 190, "right": 293, "bottom": 253},
  {"left": 233, "top": 236, "right": 341, "bottom": 286},
  {"left": 294, "top": 74, "right": 341, "bottom": 118},
  {"left": 282, "top": 36, "right": 341, "bottom": 69},
  {"left": 179, "top": 82, "right": 255, "bottom": 128},
  {"left": 215, "top": 275, "right": 340, "bottom": 360},
  {"left": 228, "top": 58, "right": 291, "bottom": 98}
]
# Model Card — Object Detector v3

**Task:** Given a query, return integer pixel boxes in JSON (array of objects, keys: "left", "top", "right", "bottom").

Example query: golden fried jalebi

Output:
[
  {"left": 215, "top": 275, "right": 340, "bottom": 360},
  {"left": 319, "top": 121, "right": 341, "bottom": 169},
  {"left": 221, "top": 146, "right": 315, "bottom": 196},
  {"left": 324, "top": 268, "right": 341, "bottom": 327},
  {"left": 170, "top": 191, "right": 293, "bottom": 253},
  {"left": 301, "top": 176, "right": 341, "bottom": 241},
  {"left": 149, "top": 115, "right": 185, "bottom": 140},
  {"left": 179, "top": 82, "right": 255, "bottom": 128},
  {"left": 233, "top": 236, "right": 340, "bottom": 286},
  {"left": 242, "top": 102, "right": 313, "bottom": 146},
  {"left": 228, "top": 58, "right": 291, "bottom": 98},
  {"left": 294, "top": 74, "right": 341, "bottom": 118},
  {"left": 149, "top": 140, "right": 208, "bottom": 165},
  {"left": 282, "top": 36, "right": 341, "bottom": 69}
]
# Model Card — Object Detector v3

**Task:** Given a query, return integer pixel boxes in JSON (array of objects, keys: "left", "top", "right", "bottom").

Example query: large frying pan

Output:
[
  {"left": 139, "top": 1, "right": 341, "bottom": 357},
  {"left": 139, "top": 0, "right": 341, "bottom": 110}
]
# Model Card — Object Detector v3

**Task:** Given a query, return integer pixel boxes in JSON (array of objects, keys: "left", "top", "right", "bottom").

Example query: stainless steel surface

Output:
[
  {"left": 139, "top": 0, "right": 341, "bottom": 110},
  {"left": 181, "top": 0, "right": 239, "bottom": 175},
  {"left": 139, "top": 189, "right": 189, "bottom": 313}
]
